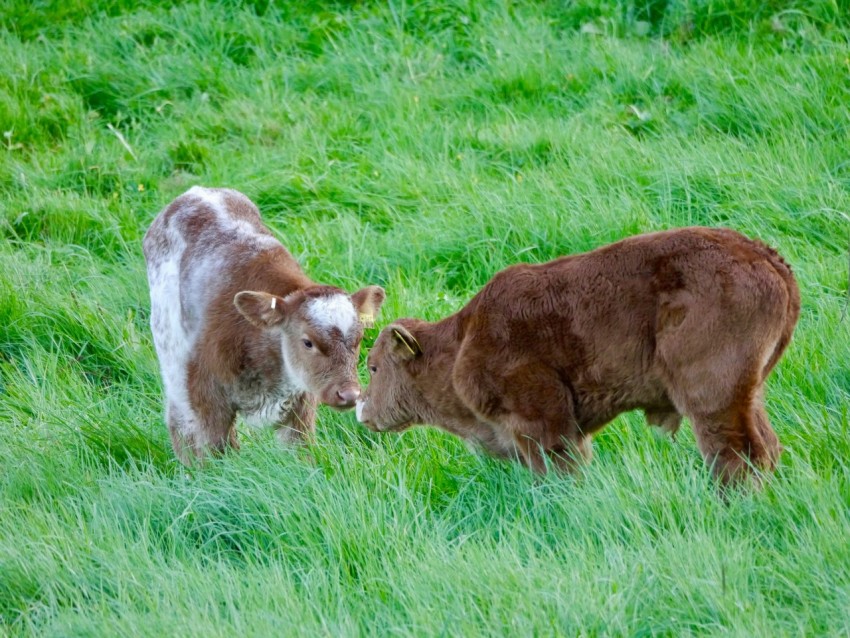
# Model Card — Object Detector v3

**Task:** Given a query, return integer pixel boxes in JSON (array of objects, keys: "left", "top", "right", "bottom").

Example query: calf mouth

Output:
[
  {"left": 327, "top": 401, "right": 356, "bottom": 412},
  {"left": 356, "top": 400, "right": 411, "bottom": 432},
  {"left": 374, "top": 419, "right": 413, "bottom": 433},
  {"left": 321, "top": 396, "right": 357, "bottom": 411}
]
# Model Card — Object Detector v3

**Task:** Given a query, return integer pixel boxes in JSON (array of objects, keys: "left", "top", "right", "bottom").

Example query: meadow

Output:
[{"left": 1, "top": 1, "right": 849, "bottom": 635}]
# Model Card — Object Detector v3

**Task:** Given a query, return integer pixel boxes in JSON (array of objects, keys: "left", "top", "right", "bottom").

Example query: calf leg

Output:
[
  {"left": 515, "top": 430, "right": 592, "bottom": 474},
  {"left": 751, "top": 397, "right": 782, "bottom": 471},
  {"left": 656, "top": 299, "right": 785, "bottom": 486},
  {"left": 645, "top": 409, "right": 682, "bottom": 439},
  {"left": 454, "top": 352, "right": 586, "bottom": 474},
  {"left": 689, "top": 397, "right": 780, "bottom": 487},
  {"left": 183, "top": 361, "right": 237, "bottom": 462},
  {"left": 664, "top": 375, "right": 782, "bottom": 484},
  {"left": 512, "top": 427, "right": 590, "bottom": 474},
  {"left": 556, "top": 433, "right": 593, "bottom": 468},
  {"left": 167, "top": 402, "right": 197, "bottom": 466},
  {"left": 166, "top": 400, "right": 236, "bottom": 465},
  {"left": 275, "top": 393, "right": 317, "bottom": 445}
]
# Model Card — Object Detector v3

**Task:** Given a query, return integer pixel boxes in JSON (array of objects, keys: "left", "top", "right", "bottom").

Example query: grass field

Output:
[{"left": 2, "top": 1, "right": 849, "bottom": 635}]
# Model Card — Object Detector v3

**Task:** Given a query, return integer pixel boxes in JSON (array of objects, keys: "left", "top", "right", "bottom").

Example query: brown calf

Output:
[
  {"left": 357, "top": 227, "right": 799, "bottom": 486},
  {"left": 144, "top": 186, "right": 385, "bottom": 464}
]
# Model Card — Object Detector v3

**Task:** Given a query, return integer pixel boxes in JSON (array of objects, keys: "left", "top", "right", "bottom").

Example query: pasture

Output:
[{"left": 1, "top": 1, "right": 849, "bottom": 635}]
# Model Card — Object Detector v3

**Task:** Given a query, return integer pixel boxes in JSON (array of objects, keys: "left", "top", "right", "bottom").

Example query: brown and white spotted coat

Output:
[
  {"left": 357, "top": 227, "right": 800, "bottom": 487},
  {"left": 143, "top": 186, "right": 384, "bottom": 464}
]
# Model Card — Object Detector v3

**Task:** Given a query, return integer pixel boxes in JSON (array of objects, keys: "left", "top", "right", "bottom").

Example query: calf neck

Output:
[
  {"left": 357, "top": 227, "right": 799, "bottom": 486},
  {"left": 144, "top": 186, "right": 384, "bottom": 464}
]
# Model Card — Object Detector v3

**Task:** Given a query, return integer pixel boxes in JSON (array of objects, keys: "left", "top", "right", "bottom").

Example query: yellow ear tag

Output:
[
  {"left": 393, "top": 329, "right": 420, "bottom": 356},
  {"left": 270, "top": 297, "right": 276, "bottom": 310},
  {"left": 359, "top": 312, "right": 374, "bottom": 327}
]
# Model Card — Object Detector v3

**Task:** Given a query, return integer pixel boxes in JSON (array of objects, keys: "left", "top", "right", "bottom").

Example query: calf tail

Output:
[{"left": 757, "top": 241, "right": 801, "bottom": 379}]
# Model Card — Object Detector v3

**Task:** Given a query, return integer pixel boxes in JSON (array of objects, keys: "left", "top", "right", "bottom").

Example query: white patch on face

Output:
[
  {"left": 306, "top": 294, "right": 357, "bottom": 335},
  {"left": 355, "top": 398, "right": 366, "bottom": 422}
]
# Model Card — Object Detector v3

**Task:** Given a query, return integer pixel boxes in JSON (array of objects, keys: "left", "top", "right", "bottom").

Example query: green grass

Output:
[{"left": 1, "top": 0, "right": 849, "bottom": 635}]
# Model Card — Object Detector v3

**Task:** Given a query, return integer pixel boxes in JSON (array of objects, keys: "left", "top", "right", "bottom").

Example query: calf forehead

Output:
[
  {"left": 370, "top": 331, "right": 398, "bottom": 363},
  {"left": 305, "top": 294, "right": 357, "bottom": 336}
]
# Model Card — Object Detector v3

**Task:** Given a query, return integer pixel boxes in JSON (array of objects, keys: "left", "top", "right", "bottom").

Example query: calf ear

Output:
[
  {"left": 234, "top": 291, "right": 287, "bottom": 328},
  {"left": 388, "top": 323, "right": 422, "bottom": 360},
  {"left": 351, "top": 285, "right": 386, "bottom": 328}
]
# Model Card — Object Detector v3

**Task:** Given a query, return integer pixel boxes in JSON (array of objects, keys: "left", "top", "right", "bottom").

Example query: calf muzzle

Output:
[{"left": 333, "top": 383, "right": 361, "bottom": 408}]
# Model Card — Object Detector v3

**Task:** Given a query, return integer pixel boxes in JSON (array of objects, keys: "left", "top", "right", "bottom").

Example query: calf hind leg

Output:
[
  {"left": 749, "top": 397, "right": 782, "bottom": 471},
  {"left": 656, "top": 305, "right": 784, "bottom": 487},
  {"left": 689, "top": 397, "right": 781, "bottom": 487}
]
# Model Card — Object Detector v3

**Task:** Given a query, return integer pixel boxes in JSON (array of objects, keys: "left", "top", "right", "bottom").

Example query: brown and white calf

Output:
[
  {"left": 143, "top": 186, "right": 385, "bottom": 464},
  {"left": 357, "top": 227, "right": 800, "bottom": 486}
]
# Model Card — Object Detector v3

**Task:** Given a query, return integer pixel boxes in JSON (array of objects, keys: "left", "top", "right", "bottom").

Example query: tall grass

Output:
[{"left": 1, "top": 1, "right": 849, "bottom": 635}]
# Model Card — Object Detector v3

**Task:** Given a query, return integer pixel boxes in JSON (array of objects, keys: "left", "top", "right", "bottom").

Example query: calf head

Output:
[
  {"left": 356, "top": 321, "right": 426, "bottom": 431},
  {"left": 235, "top": 285, "right": 385, "bottom": 408}
]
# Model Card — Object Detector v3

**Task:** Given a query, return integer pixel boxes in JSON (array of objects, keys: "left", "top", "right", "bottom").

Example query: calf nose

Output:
[{"left": 336, "top": 385, "right": 360, "bottom": 406}]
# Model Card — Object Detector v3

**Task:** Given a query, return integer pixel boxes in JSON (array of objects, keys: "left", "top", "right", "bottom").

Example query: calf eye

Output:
[
  {"left": 303, "top": 339, "right": 313, "bottom": 349},
  {"left": 369, "top": 365, "right": 377, "bottom": 373}
]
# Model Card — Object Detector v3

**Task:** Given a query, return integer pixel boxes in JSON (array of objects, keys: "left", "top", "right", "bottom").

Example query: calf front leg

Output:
[
  {"left": 645, "top": 408, "right": 682, "bottom": 439},
  {"left": 513, "top": 427, "right": 591, "bottom": 474},
  {"left": 498, "top": 365, "right": 587, "bottom": 474},
  {"left": 184, "top": 360, "right": 237, "bottom": 462},
  {"left": 455, "top": 350, "right": 586, "bottom": 474},
  {"left": 167, "top": 403, "right": 197, "bottom": 466},
  {"left": 275, "top": 393, "right": 317, "bottom": 445},
  {"left": 167, "top": 399, "right": 236, "bottom": 466}
]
